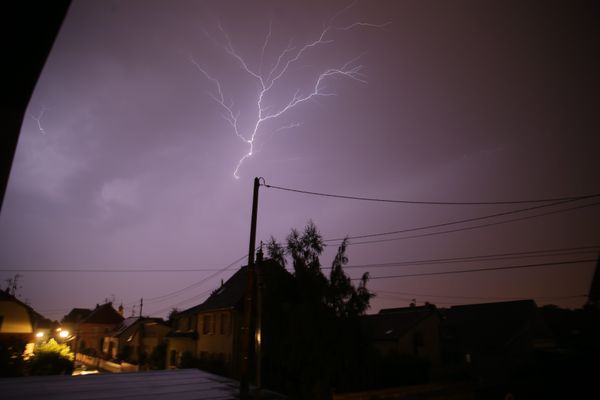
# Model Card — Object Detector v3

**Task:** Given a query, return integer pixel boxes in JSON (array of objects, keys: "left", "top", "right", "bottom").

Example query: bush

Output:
[
  {"left": 147, "top": 342, "right": 167, "bottom": 370},
  {"left": 27, "top": 339, "right": 74, "bottom": 376}
]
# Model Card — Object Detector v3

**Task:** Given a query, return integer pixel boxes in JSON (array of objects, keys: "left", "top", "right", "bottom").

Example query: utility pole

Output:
[
  {"left": 255, "top": 243, "right": 263, "bottom": 396},
  {"left": 240, "top": 177, "right": 260, "bottom": 398},
  {"left": 138, "top": 298, "right": 144, "bottom": 368}
]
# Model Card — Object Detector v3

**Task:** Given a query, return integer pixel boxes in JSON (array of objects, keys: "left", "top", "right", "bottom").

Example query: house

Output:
[
  {"left": 167, "top": 255, "right": 288, "bottom": 377},
  {"left": 360, "top": 304, "right": 443, "bottom": 378},
  {"left": 0, "top": 289, "right": 56, "bottom": 343},
  {"left": 441, "top": 299, "right": 555, "bottom": 384},
  {"left": 71, "top": 302, "right": 124, "bottom": 357},
  {"left": 102, "top": 316, "right": 170, "bottom": 365}
]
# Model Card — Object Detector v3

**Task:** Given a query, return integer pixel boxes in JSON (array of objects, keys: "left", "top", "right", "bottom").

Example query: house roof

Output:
[
  {"left": 443, "top": 299, "right": 541, "bottom": 352},
  {"left": 111, "top": 317, "right": 167, "bottom": 338},
  {"left": 81, "top": 302, "right": 124, "bottom": 325},
  {"left": 178, "top": 258, "right": 285, "bottom": 316},
  {"left": 361, "top": 305, "right": 439, "bottom": 341},
  {"left": 0, "top": 289, "right": 55, "bottom": 329},
  {"left": 111, "top": 317, "right": 140, "bottom": 337},
  {"left": 62, "top": 308, "right": 92, "bottom": 324}
]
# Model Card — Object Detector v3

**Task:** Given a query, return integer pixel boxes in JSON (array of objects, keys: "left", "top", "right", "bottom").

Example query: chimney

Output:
[{"left": 118, "top": 303, "right": 124, "bottom": 316}]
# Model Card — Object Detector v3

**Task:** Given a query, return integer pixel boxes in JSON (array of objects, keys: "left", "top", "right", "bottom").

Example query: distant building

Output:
[
  {"left": 102, "top": 316, "right": 170, "bottom": 364},
  {"left": 441, "top": 299, "right": 555, "bottom": 383},
  {"left": 71, "top": 302, "right": 124, "bottom": 356},
  {"left": 360, "top": 304, "right": 443, "bottom": 378}
]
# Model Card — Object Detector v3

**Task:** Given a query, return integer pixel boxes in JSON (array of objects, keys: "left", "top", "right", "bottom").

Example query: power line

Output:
[
  {"left": 324, "top": 197, "right": 592, "bottom": 242},
  {"left": 5, "top": 246, "right": 596, "bottom": 273},
  {"left": 343, "top": 201, "right": 600, "bottom": 246},
  {"left": 375, "top": 289, "right": 588, "bottom": 301},
  {"left": 263, "top": 182, "right": 600, "bottom": 205},
  {"left": 339, "top": 245, "right": 600, "bottom": 270},
  {"left": 0, "top": 268, "right": 228, "bottom": 273},
  {"left": 359, "top": 259, "right": 595, "bottom": 280},
  {"left": 143, "top": 253, "right": 247, "bottom": 302}
]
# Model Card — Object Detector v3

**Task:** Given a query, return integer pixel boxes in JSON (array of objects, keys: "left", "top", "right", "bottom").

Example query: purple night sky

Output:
[{"left": 1, "top": 0, "right": 599, "bottom": 321}]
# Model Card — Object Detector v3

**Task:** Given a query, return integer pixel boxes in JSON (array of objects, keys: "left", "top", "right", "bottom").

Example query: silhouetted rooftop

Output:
[
  {"left": 62, "top": 308, "right": 92, "bottom": 324},
  {"left": 80, "top": 302, "right": 124, "bottom": 325},
  {"left": 361, "top": 305, "right": 439, "bottom": 341},
  {"left": 178, "top": 258, "right": 283, "bottom": 316},
  {"left": 443, "top": 299, "right": 547, "bottom": 352}
]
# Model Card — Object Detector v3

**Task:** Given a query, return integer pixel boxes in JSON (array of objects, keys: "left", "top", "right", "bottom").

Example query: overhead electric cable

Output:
[
  {"left": 324, "top": 198, "right": 597, "bottom": 243},
  {"left": 359, "top": 259, "right": 595, "bottom": 280},
  {"left": 339, "top": 246, "right": 600, "bottom": 269},
  {"left": 143, "top": 253, "right": 247, "bottom": 302},
  {"left": 263, "top": 182, "right": 600, "bottom": 205},
  {"left": 344, "top": 201, "right": 600, "bottom": 246},
  {"left": 375, "top": 289, "right": 588, "bottom": 301}
]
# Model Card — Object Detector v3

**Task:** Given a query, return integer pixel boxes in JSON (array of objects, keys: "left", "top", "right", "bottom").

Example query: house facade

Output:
[
  {"left": 102, "top": 316, "right": 170, "bottom": 364},
  {"left": 167, "top": 256, "right": 286, "bottom": 377},
  {"left": 71, "top": 302, "right": 124, "bottom": 356}
]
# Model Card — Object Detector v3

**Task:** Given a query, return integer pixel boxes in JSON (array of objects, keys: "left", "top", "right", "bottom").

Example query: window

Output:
[
  {"left": 202, "top": 315, "right": 212, "bottom": 335},
  {"left": 220, "top": 313, "right": 229, "bottom": 335}
]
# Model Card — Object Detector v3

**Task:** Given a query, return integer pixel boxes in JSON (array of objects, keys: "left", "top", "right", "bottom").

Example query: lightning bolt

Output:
[
  {"left": 192, "top": 5, "right": 390, "bottom": 179},
  {"left": 28, "top": 106, "right": 48, "bottom": 135}
]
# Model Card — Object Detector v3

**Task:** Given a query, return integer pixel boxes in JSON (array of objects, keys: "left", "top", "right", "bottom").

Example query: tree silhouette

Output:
[{"left": 263, "top": 221, "right": 374, "bottom": 399}]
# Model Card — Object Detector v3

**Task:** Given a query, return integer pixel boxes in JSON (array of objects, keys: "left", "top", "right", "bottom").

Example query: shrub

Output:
[{"left": 28, "top": 339, "right": 74, "bottom": 376}]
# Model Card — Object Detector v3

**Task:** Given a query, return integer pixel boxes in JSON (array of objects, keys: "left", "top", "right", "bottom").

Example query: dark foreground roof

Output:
[{"left": 0, "top": 369, "right": 286, "bottom": 400}]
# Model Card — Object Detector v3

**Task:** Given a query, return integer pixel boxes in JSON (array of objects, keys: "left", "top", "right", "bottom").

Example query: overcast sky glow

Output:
[{"left": 1, "top": 0, "right": 599, "bottom": 320}]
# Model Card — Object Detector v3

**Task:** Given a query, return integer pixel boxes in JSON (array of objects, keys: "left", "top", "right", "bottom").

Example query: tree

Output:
[
  {"left": 264, "top": 221, "right": 374, "bottom": 399},
  {"left": 147, "top": 342, "right": 167, "bottom": 370},
  {"left": 167, "top": 308, "right": 179, "bottom": 326}
]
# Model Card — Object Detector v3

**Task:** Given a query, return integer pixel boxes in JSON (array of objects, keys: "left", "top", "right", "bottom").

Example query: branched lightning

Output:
[
  {"left": 28, "top": 106, "right": 48, "bottom": 135},
  {"left": 193, "top": 5, "right": 389, "bottom": 179}
]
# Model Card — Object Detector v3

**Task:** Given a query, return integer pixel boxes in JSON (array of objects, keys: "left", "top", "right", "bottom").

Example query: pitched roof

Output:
[
  {"left": 178, "top": 259, "right": 286, "bottom": 316},
  {"left": 62, "top": 308, "right": 92, "bottom": 323},
  {"left": 111, "top": 317, "right": 167, "bottom": 338},
  {"left": 443, "top": 299, "right": 540, "bottom": 352},
  {"left": 112, "top": 317, "right": 140, "bottom": 337},
  {"left": 81, "top": 302, "right": 124, "bottom": 325},
  {"left": 361, "top": 305, "right": 439, "bottom": 341},
  {"left": 0, "top": 289, "right": 55, "bottom": 329}
]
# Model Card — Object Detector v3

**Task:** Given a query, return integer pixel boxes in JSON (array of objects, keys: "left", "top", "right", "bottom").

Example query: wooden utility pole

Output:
[
  {"left": 138, "top": 298, "right": 144, "bottom": 368},
  {"left": 240, "top": 177, "right": 260, "bottom": 398}
]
